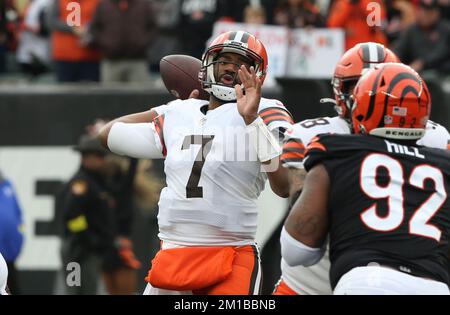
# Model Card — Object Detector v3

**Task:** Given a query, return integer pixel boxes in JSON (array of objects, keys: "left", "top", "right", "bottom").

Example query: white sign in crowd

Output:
[{"left": 212, "top": 22, "right": 345, "bottom": 87}]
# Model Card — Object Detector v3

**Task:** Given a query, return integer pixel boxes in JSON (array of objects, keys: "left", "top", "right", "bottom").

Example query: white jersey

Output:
[
  {"left": 151, "top": 97, "right": 293, "bottom": 246},
  {"left": 281, "top": 116, "right": 450, "bottom": 295},
  {"left": 0, "top": 252, "right": 8, "bottom": 295},
  {"left": 419, "top": 120, "right": 450, "bottom": 149},
  {"left": 282, "top": 116, "right": 350, "bottom": 169}
]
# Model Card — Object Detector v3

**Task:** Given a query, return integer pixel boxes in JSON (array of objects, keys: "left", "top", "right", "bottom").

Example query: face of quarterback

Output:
[{"left": 214, "top": 52, "right": 253, "bottom": 87}]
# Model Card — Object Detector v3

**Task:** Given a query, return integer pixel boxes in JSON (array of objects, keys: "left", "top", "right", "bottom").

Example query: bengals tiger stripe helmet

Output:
[
  {"left": 332, "top": 42, "right": 400, "bottom": 121},
  {"left": 200, "top": 31, "right": 268, "bottom": 101},
  {"left": 351, "top": 63, "right": 431, "bottom": 140}
]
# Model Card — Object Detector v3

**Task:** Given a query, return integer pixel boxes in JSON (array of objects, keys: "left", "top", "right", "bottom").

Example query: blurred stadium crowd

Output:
[
  {"left": 0, "top": 0, "right": 449, "bottom": 83},
  {"left": 0, "top": 0, "right": 449, "bottom": 296}
]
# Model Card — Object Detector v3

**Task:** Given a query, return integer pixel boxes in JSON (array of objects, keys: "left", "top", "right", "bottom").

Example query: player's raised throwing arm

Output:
[
  {"left": 98, "top": 109, "right": 165, "bottom": 159},
  {"left": 98, "top": 109, "right": 159, "bottom": 147},
  {"left": 236, "top": 65, "right": 289, "bottom": 197}
]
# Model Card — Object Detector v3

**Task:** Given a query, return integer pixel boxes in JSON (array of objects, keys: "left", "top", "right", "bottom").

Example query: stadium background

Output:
[{"left": 0, "top": 0, "right": 449, "bottom": 294}]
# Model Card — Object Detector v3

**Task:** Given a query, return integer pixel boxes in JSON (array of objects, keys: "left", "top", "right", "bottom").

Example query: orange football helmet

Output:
[
  {"left": 200, "top": 31, "right": 268, "bottom": 101},
  {"left": 332, "top": 42, "right": 400, "bottom": 120},
  {"left": 351, "top": 63, "right": 431, "bottom": 140}
]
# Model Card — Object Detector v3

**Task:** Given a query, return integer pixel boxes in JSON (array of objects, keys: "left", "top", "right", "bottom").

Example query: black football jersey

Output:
[{"left": 304, "top": 134, "right": 450, "bottom": 289}]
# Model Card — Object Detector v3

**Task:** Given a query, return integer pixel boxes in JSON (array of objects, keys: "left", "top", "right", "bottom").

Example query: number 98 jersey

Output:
[
  {"left": 282, "top": 116, "right": 449, "bottom": 170},
  {"left": 152, "top": 98, "right": 293, "bottom": 246},
  {"left": 282, "top": 116, "right": 351, "bottom": 169},
  {"left": 304, "top": 134, "right": 450, "bottom": 290}
]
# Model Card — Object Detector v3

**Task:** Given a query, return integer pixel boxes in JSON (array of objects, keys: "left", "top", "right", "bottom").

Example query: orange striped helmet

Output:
[
  {"left": 200, "top": 31, "right": 268, "bottom": 101},
  {"left": 351, "top": 63, "right": 431, "bottom": 140},
  {"left": 332, "top": 42, "right": 400, "bottom": 121}
]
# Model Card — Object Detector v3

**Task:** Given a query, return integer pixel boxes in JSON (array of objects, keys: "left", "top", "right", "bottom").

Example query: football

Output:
[{"left": 160, "top": 55, "right": 210, "bottom": 100}]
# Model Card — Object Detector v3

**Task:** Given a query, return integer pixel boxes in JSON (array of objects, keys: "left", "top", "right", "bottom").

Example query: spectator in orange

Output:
[
  {"left": 327, "top": 0, "right": 388, "bottom": 50},
  {"left": 49, "top": 0, "right": 102, "bottom": 82},
  {"left": 274, "top": 0, "right": 325, "bottom": 28}
]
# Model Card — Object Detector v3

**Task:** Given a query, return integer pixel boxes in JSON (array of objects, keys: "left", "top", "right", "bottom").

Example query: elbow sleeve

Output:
[
  {"left": 280, "top": 226, "right": 325, "bottom": 267},
  {"left": 107, "top": 122, "right": 164, "bottom": 159}
]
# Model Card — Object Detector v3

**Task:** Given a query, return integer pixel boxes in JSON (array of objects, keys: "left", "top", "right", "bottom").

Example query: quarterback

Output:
[{"left": 99, "top": 31, "right": 293, "bottom": 295}]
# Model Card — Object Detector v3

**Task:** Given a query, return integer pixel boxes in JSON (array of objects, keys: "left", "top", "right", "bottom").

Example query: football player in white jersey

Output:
[
  {"left": 274, "top": 42, "right": 450, "bottom": 295},
  {"left": 98, "top": 31, "right": 293, "bottom": 295},
  {"left": 0, "top": 252, "right": 8, "bottom": 295}
]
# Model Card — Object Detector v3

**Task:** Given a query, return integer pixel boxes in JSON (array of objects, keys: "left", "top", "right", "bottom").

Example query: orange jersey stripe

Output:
[
  {"left": 259, "top": 107, "right": 294, "bottom": 124},
  {"left": 284, "top": 141, "right": 306, "bottom": 150},
  {"left": 262, "top": 115, "right": 293, "bottom": 123},
  {"left": 306, "top": 141, "right": 327, "bottom": 152},
  {"left": 153, "top": 115, "right": 167, "bottom": 156},
  {"left": 281, "top": 152, "right": 304, "bottom": 160},
  {"left": 260, "top": 108, "right": 286, "bottom": 118}
]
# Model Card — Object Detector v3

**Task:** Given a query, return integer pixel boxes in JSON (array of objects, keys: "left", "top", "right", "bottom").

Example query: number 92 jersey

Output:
[
  {"left": 304, "top": 134, "right": 450, "bottom": 290},
  {"left": 152, "top": 98, "right": 293, "bottom": 246}
]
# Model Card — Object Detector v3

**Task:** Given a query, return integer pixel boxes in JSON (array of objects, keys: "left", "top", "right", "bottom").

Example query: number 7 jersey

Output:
[{"left": 152, "top": 98, "right": 293, "bottom": 246}]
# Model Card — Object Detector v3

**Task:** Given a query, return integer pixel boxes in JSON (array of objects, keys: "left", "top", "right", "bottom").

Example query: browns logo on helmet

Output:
[
  {"left": 332, "top": 42, "right": 400, "bottom": 120},
  {"left": 200, "top": 31, "right": 268, "bottom": 102},
  {"left": 351, "top": 63, "right": 431, "bottom": 140}
]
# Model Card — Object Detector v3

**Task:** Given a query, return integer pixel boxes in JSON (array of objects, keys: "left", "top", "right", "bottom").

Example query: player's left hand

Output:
[{"left": 236, "top": 65, "right": 261, "bottom": 125}]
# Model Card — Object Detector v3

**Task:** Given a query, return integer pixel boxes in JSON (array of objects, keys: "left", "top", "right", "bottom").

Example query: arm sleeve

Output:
[
  {"left": 280, "top": 227, "right": 325, "bottom": 267},
  {"left": 107, "top": 122, "right": 165, "bottom": 159}
]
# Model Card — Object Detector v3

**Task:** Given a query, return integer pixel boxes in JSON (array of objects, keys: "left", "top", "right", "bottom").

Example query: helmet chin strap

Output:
[{"left": 210, "top": 84, "right": 242, "bottom": 102}]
